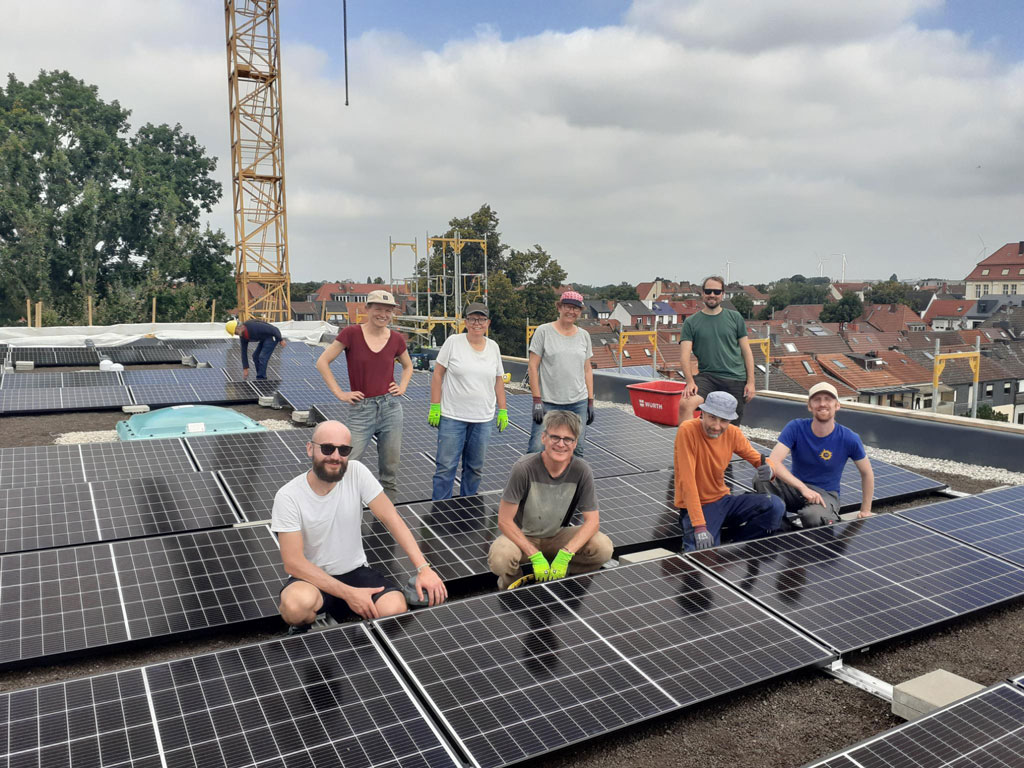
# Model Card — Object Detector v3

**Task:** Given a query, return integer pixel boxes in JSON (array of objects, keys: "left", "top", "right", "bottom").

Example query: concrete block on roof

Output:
[
  {"left": 619, "top": 548, "right": 675, "bottom": 565},
  {"left": 891, "top": 669, "right": 984, "bottom": 720}
]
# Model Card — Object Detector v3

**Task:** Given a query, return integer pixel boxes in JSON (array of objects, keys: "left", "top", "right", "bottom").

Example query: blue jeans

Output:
[
  {"left": 432, "top": 417, "right": 493, "bottom": 500},
  {"left": 680, "top": 492, "right": 785, "bottom": 552},
  {"left": 347, "top": 394, "right": 403, "bottom": 492},
  {"left": 527, "top": 399, "right": 588, "bottom": 456},
  {"left": 252, "top": 339, "right": 278, "bottom": 379}
]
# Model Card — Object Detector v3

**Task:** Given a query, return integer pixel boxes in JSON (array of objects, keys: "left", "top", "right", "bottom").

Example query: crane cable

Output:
[{"left": 343, "top": 0, "right": 349, "bottom": 106}]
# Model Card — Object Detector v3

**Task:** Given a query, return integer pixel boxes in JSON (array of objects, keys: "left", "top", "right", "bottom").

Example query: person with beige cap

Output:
[
  {"left": 754, "top": 381, "right": 874, "bottom": 527},
  {"left": 315, "top": 289, "right": 413, "bottom": 494}
]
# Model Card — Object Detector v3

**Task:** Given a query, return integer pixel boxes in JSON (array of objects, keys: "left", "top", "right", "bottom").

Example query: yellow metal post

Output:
[
  {"left": 210, "top": 299, "right": 217, "bottom": 323},
  {"left": 618, "top": 330, "right": 658, "bottom": 375},
  {"left": 35, "top": 301, "right": 42, "bottom": 328},
  {"left": 152, "top": 297, "right": 157, "bottom": 323},
  {"left": 87, "top": 295, "right": 93, "bottom": 326},
  {"left": 26, "top": 298, "right": 31, "bottom": 326}
]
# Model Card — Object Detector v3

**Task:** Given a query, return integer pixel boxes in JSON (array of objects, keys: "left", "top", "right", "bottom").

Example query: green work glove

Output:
[
  {"left": 549, "top": 549, "right": 574, "bottom": 580},
  {"left": 428, "top": 402, "right": 441, "bottom": 428},
  {"left": 496, "top": 409, "right": 509, "bottom": 432},
  {"left": 529, "top": 551, "right": 551, "bottom": 581}
]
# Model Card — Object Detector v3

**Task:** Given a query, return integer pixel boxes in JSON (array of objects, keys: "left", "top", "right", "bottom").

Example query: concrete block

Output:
[
  {"left": 14, "top": 361, "right": 34, "bottom": 371},
  {"left": 892, "top": 669, "right": 984, "bottom": 720},
  {"left": 619, "top": 548, "right": 675, "bottom": 565}
]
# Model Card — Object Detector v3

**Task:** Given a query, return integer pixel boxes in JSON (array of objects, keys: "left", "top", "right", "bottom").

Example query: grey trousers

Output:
[{"left": 753, "top": 477, "right": 841, "bottom": 528}]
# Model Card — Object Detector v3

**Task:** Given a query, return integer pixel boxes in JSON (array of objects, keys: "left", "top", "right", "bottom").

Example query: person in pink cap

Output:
[{"left": 526, "top": 290, "right": 594, "bottom": 456}]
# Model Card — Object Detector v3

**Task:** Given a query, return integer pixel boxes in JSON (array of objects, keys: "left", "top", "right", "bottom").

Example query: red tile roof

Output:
[
  {"left": 872, "top": 350, "right": 932, "bottom": 384},
  {"left": 774, "top": 355, "right": 858, "bottom": 398},
  {"left": 782, "top": 336, "right": 853, "bottom": 356},
  {"left": 964, "top": 242, "right": 1024, "bottom": 281},
  {"left": 313, "top": 282, "right": 410, "bottom": 302},
  {"left": 842, "top": 331, "right": 903, "bottom": 354},
  {"left": 861, "top": 304, "right": 924, "bottom": 333},
  {"left": 742, "top": 285, "right": 769, "bottom": 301},
  {"left": 922, "top": 299, "right": 971, "bottom": 324},
  {"left": 817, "top": 354, "right": 907, "bottom": 391},
  {"left": 831, "top": 282, "right": 870, "bottom": 292},
  {"left": 636, "top": 282, "right": 655, "bottom": 300},
  {"left": 776, "top": 304, "right": 824, "bottom": 323}
]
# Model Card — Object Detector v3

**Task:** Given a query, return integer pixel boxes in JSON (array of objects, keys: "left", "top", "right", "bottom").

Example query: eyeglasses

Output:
[
  {"left": 703, "top": 288, "right": 723, "bottom": 295},
  {"left": 311, "top": 442, "right": 353, "bottom": 457},
  {"left": 559, "top": 305, "right": 582, "bottom": 311},
  {"left": 545, "top": 434, "right": 577, "bottom": 445},
  {"left": 466, "top": 316, "right": 488, "bottom": 324}
]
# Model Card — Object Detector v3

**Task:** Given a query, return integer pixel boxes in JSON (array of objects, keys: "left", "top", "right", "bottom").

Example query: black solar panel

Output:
[
  {"left": 60, "top": 385, "right": 134, "bottom": 411},
  {"left": 0, "top": 526, "right": 286, "bottom": 666},
  {"left": 247, "top": 378, "right": 281, "bottom": 397},
  {"left": 0, "top": 623, "right": 461, "bottom": 768},
  {"left": 9, "top": 347, "right": 102, "bottom": 366},
  {"left": 309, "top": 400, "right": 353, "bottom": 424},
  {"left": 377, "top": 557, "right": 832, "bottom": 768},
  {"left": 586, "top": 410, "right": 676, "bottom": 472},
  {"left": 0, "top": 444, "right": 87, "bottom": 490},
  {"left": 192, "top": 379, "right": 260, "bottom": 404},
  {"left": 90, "top": 473, "right": 239, "bottom": 539},
  {"left": 361, "top": 443, "right": 438, "bottom": 505},
  {"left": 689, "top": 514, "right": 1024, "bottom": 652},
  {"left": 7, "top": 347, "right": 56, "bottom": 365},
  {"left": 898, "top": 485, "right": 1024, "bottom": 567},
  {"left": 396, "top": 494, "right": 504, "bottom": 581},
  {"left": 277, "top": 379, "right": 340, "bottom": 411},
  {"left": 0, "top": 386, "right": 132, "bottom": 413},
  {"left": 219, "top": 462, "right": 309, "bottom": 522},
  {"left": 128, "top": 381, "right": 199, "bottom": 407},
  {"left": 592, "top": 475, "right": 680, "bottom": 547},
  {"left": 0, "top": 483, "right": 96, "bottom": 553},
  {"left": 0, "top": 370, "right": 123, "bottom": 388},
  {"left": 184, "top": 432, "right": 305, "bottom": 472},
  {"left": 802, "top": 683, "right": 1024, "bottom": 768},
  {"left": 102, "top": 345, "right": 183, "bottom": 364},
  {"left": 79, "top": 439, "right": 196, "bottom": 483}
]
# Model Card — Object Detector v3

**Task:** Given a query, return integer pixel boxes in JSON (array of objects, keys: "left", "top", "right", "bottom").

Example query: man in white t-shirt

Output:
[{"left": 273, "top": 420, "right": 447, "bottom": 632}]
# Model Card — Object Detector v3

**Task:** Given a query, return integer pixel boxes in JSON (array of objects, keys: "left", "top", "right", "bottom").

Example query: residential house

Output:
[
  {"left": 983, "top": 343, "right": 1024, "bottom": 424},
  {"left": 741, "top": 285, "right": 769, "bottom": 308},
  {"left": 635, "top": 282, "right": 657, "bottom": 302},
  {"left": 610, "top": 300, "right": 658, "bottom": 330},
  {"left": 771, "top": 355, "right": 858, "bottom": 399},
  {"left": 965, "top": 242, "right": 1024, "bottom": 299},
  {"left": 774, "top": 304, "right": 824, "bottom": 324},
  {"left": 842, "top": 331, "right": 903, "bottom": 355},
  {"left": 827, "top": 282, "right": 870, "bottom": 301},
  {"left": 968, "top": 295, "right": 1024, "bottom": 330},
  {"left": 290, "top": 301, "right": 320, "bottom": 321},
  {"left": 311, "top": 282, "right": 411, "bottom": 305},
  {"left": 774, "top": 335, "right": 852, "bottom": 358},
  {"left": 922, "top": 299, "right": 972, "bottom": 331},
  {"left": 871, "top": 350, "right": 936, "bottom": 410},
  {"left": 651, "top": 301, "right": 679, "bottom": 326},
  {"left": 905, "top": 350, "right": 1017, "bottom": 418},
  {"left": 861, "top": 304, "right": 926, "bottom": 334},
  {"left": 816, "top": 353, "right": 915, "bottom": 408},
  {"left": 979, "top": 305, "right": 1024, "bottom": 339},
  {"left": 582, "top": 300, "right": 612, "bottom": 321}
]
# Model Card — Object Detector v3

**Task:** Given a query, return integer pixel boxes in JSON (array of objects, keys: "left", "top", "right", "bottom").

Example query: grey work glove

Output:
[
  {"left": 532, "top": 397, "right": 545, "bottom": 424},
  {"left": 693, "top": 525, "right": 714, "bottom": 551},
  {"left": 755, "top": 462, "right": 773, "bottom": 483}
]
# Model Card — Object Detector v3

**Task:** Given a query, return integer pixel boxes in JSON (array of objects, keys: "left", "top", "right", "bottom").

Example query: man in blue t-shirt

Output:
[{"left": 754, "top": 382, "right": 874, "bottom": 527}]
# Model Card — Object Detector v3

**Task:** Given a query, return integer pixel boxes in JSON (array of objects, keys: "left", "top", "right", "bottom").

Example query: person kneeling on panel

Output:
[
  {"left": 488, "top": 410, "right": 613, "bottom": 589},
  {"left": 674, "top": 391, "right": 785, "bottom": 551},
  {"left": 273, "top": 420, "right": 447, "bottom": 633},
  {"left": 753, "top": 382, "right": 874, "bottom": 528}
]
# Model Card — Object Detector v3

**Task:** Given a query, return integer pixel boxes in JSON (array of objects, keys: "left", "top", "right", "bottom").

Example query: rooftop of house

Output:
[{"left": 965, "top": 242, "right": 1024, "bottom": 281}]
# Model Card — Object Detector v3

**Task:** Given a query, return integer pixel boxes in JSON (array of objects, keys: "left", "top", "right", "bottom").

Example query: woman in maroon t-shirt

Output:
[{"left": 316, "top": 290, "right": 413, "bottom": 493}]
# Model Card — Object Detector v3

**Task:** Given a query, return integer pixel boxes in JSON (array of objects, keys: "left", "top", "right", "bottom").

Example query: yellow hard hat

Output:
[{"left": 225, "top": 320, "right": 238, "bottom": 335}]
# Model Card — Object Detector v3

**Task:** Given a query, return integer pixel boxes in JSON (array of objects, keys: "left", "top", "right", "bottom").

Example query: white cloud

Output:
[{"left": 2, "top": 1, "right": 1023, "bottom": 287}]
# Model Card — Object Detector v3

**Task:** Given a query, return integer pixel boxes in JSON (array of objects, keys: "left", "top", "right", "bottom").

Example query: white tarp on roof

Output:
[{"left": 0, "top": 321, "right": 337, "bottom": 347}]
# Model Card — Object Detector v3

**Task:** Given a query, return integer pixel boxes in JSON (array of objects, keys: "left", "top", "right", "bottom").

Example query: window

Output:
[
  {"left": 923, "top": 396, "right": 932, "bottom": 408},
  {"left": 756, "top": 364, "right": 767, "bottom": 373},
  {"left": 784, "top": 342, "right": 797, "bottom": 353},
  {"left": 1004, "top": 382, "right": 1012, "bottom": 395},
  {"left": 924, "top": 351, "right": 934, "bottom": 360},
  {"left": 1002, "top": 268, "right": 1010, "bottom": 275},
  {"left": 975, "top": 285, "right": 983, "bottom": 298},
  {"left": 981, "top": 269, "right": 990, "bottom": 275},
  {"left": 801, "top": 361, "right": 814, "bottom": 375},
  {"left": 1004, "top": 284, "right": 1011, "bottom": 295},
  {"left": 623, "top": 349, "right": 631, "bottom": 359},
  {"left": 985, "top": 383, "right": 994, "bottom": 397},
  {"left": 831, "top": 358, "right": 847, "bottom": 369},
  {"left": 644, "top": 348, "right": 652, "bottom": 357},
  {"left": 1018, "top": 380, "right": 1024, "bottom": 394},
  {"left": 1019, "top": 268, "right": 1024, "bottom": 275},
  {"left": 1013, "top": 285, "right": 1019, "bottom": 295}
]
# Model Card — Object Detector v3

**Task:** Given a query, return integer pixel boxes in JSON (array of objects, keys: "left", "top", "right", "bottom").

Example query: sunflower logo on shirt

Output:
[{"left": 819, "top": 449, "right": 833, "bottom": 461}]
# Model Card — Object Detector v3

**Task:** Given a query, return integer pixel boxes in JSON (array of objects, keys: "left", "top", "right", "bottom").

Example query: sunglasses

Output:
[
  {"left": 703, "top": 288, "right": 723, "bottom": 295},
  {"left": 311, "top": 442, "right": 353, "bottom": 457}
]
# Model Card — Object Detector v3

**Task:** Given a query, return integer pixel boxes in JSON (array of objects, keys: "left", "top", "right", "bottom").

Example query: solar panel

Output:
[
  {"left": 277, "top": 379, "right": 340, "bottom": 411},
  {"left": 51, "top": 347, "right": 101, "bottom": 366},
  {"left": 89, "top": 473, "right": 240, "bottom": 540},
  {"left": 360, "top": 443, "right": 438, "bottom": 505},
  {"left": 592, "top": 475, "right": 680, "bottom": 547},
  {"left": 8, "top": 347, "right": 57, "bottom": 366},
  {"left": 898, "top": 485, "right": 1024, "bottom": 567},
  {"left": 585, "top": 409, "right": 676, "bottom": 472},
  {"left": 397, "top": 494, "right": 504, "bottom": 581},
  {"left": 309, "top": 400, "right": 353, "bottom": 424},
  {"left": 128, "top": 382, "right": 199, "bottom": 407},
  {"left": 102, "top": 345, "right": 184, "bottom": 364},
  {"left": 0, "top": 386, "right": 133, "bottom": 413},
  {"left": 247, "top": 378, "right": 281, "bottom": 397},
  {"left": 219, "top": 462, "right": 310, "bottom": 522},
  {"left": 729, "top": 454, "right": 946, "bottom": 511},
  {"left": 184, "top": 431, "right": 306, "bottom": 471},
  {"left": 59, "top": 385, "right": 134, "bottom": 411},
  {"left": 689, "top": 514, "right": 1024, "bottom": 653},
  {"left": 192, "top": 380, "right": 260, "bottom": 404},
  {"left": 0, "top": 387, "right": 63, "bottom": 414},
  {"left": 0, "top": 370, "right": 123, "bottom": 388},
  {"left": 0, "top": 483, "right": 96, "bottom": 553},
  {"left": 802, "top": 683, "right": 1024, "bottom": 768},
  {"left": 0, "top": 444, "right": 87, "bottom": 490},
  {"left": 79, "top": 439, "right": 197, "bottom": 483},
  {"left": 0, "top": 623, "right": 461, "bottom": 768},
  {"left": 377, "top": 557, "right": 833, "bottom": 768},
  {"left": 401, "top": 418, "right": 445, "bottom": 455}
]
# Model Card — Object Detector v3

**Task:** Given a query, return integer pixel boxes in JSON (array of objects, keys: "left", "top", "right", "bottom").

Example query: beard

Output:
[{"left": 312, "top": 456, "right": 348, "bottom": 483}]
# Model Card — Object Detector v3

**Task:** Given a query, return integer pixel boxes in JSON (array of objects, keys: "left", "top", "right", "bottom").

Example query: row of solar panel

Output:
[
  {"left": 3, "top": 344, "right": 184, "bottom": 367},
  {"left": 0, "top": 382, "right": 265, "bottom": 414},
  {"left": 2, "top": 515, "right": 1024, "bottom": 768}
]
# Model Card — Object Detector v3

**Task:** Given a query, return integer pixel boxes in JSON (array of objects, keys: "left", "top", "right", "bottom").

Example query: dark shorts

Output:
[
  {"left": 694, "top": 372, "right": 748, "bottom": 424},
  {"left": 280, "top": 565, "right": 402, "bottom": 622}
]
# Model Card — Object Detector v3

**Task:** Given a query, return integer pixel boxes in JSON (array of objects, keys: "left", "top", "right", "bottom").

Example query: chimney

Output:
[{"left": 1019, "top": 241, "right": 1024, "bottom": 255}]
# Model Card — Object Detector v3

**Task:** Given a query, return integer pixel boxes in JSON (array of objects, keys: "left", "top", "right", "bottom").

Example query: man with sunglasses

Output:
[
  {"left": 679, "top": 275, "right": 757, "bottom": 424},
  {"left": 273, "top": 420, "right": 447, "bottom": 633},
  {"left": 488, "top": 410, "right": 613, "bottom": 589}
]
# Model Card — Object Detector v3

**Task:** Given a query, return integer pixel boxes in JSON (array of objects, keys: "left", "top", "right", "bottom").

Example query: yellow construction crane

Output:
[{"left": 225, "top": 0, "right": 292, "bottom": 321}]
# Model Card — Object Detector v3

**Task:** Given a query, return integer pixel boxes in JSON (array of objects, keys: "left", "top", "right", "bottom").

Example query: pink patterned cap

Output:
[{"left": 559, "top": 290, "right": 584, "bottom": 308}]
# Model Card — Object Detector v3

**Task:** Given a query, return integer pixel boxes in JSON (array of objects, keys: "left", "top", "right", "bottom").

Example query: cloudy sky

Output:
[{"left": 3, "top": 1, "right": 1023, "bottom": 286}]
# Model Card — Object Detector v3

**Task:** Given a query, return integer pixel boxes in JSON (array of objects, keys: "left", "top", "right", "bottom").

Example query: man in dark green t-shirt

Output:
[{"left": 679, "top": 275, "right": 756, "bottom": 424}]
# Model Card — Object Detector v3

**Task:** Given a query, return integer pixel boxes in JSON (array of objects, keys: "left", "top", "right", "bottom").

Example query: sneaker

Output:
[{"left": 286, "top": 623, "right": 311, "bottom": 636}]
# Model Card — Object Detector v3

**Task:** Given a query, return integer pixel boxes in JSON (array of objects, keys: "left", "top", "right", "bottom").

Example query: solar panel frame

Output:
[
  {"left": 128, "top": 381, "right": 199, "bottom": 407},
  {"left": 59, "top": 385, "right": 135, "bottom": 411},
  {"left": 79, "top": 439, "right": 197, "bottom": 483},
  {"left": 897, "top": 485, "right": 1024, "bottom": 567},
  {"left": 219, "top": 462, "right": 310, "bottom": 522},
  {"left": 688, "top": 513, "right": 1024, "bottom": 653},
  {"left": 101, "top": 345, "right": 184, "bottom": 364},
  {"left": 801, "top": 682, "right": 1024, "bottom": 768},
  {"left": 0, "top": 370, "right": 124, "bottom": 389},
  {"left": 183, "top": 431, "right": 306, "bottom": 472},
  {"left": 377, "top": 557, "right": 833, "bottom": 768},
  {"left": 397, "top": 494, "right": 505, "bottom": 581},
  {"left": 0, "top": 444, "right": 87, "bottom": 490},
  {"left": 0, "top": 483, "right": 97, "bottom": 553}
]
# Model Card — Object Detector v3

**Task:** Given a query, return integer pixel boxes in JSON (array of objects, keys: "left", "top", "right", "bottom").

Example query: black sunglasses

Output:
[
  {"left": 311, "top": 442, "right": 353, "bottom": 457},
  {"left": 703, "top": 288, "right": 723, "bottom": 295}
]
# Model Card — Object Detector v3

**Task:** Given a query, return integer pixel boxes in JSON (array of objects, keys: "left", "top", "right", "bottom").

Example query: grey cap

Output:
[
  {"left": 464, "top": 302, "right": 489, "bottom": 317},
  {"left": 700, "top": 391, "right": 739, "bottom": 421}
]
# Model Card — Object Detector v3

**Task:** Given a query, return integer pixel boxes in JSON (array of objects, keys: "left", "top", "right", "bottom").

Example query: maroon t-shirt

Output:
[{"left": 336, "top": 325, "right": 407, "bottom": 397}]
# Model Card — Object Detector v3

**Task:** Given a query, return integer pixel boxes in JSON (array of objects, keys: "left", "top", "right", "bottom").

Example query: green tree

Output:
[
  {"left": 596, "top": 282, "right": 639, "bottom": 301},
  {"left": 731, "top": 293, "right": 753, "bottom": 319},
  {"left": 976, "top": 403, "right": 1009, "bottom": 422},
  {"left": 865, "top": 280, "right": 913, "bottom": 306},
  {"left": 291, "top": 280, "right": 324, "bottom": 302},
  {"left": 0, "top": 70, "right": 232, "bottom": 325},
  {"left": 820, "top": 291, "right": 864, "bottom": 323},
  {"left": 486, "top": 272, "right": 527, "bottom": 356}
]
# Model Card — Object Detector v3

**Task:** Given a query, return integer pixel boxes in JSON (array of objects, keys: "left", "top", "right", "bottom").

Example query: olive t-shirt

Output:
[
  {"left": 501, "top": 452, "right": 598, "bottom": 538},
  {"left": 680, "top": 309, "right": 747, "bottom": 381}
]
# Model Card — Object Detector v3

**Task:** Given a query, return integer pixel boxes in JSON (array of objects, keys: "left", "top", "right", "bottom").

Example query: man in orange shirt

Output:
[{"left": 674, "top": 391, "right": 785, "bottom": 551}]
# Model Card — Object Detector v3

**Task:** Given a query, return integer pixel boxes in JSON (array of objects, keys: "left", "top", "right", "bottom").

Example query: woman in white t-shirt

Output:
[{"left": 428, "top": 303, "right": 508, "bottom": 500}]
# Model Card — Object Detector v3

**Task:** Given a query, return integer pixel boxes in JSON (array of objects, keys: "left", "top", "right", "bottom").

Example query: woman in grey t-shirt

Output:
[{"left": 526, "top": 290, "right": 594, "bottom": 455}]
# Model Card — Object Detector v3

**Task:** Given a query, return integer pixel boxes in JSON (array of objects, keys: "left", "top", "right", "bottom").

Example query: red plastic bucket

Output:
[{"left": 626, "top": 380, "right": 688, "bottom": 426}]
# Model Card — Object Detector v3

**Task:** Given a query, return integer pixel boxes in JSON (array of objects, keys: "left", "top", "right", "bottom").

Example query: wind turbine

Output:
[
  {"left": 817, "top": 255, "right": 825, "bottom": 278},
  {"left": 725, "top": 260, "right": 734, "bottom": 284},
  {"left": 831, "top": 253, "right": 847, "bottom": 283}
]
